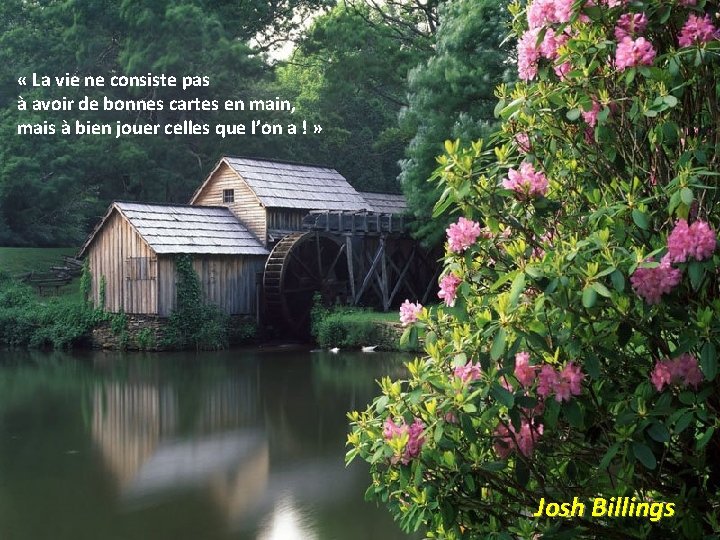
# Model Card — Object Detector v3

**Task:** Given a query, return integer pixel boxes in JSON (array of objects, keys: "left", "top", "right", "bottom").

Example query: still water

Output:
[{"left": 0, "top": 348, "right": 418, "bottom": 540}]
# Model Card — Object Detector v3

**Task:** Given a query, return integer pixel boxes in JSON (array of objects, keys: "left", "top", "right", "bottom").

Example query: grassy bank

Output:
[
  {"left": 0, "top": 247, "right": 77, "bottom": 276},
  {"left": 311, "top": 304, "right": 421, "bottom": 352}
]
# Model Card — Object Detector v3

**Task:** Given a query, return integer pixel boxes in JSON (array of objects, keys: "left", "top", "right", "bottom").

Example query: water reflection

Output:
[
  {"left": 257, "top": 495, "right": 318, "bottom": 540},
  {"left": 0, "top": 349, "right": 416, "bottom": 540}
]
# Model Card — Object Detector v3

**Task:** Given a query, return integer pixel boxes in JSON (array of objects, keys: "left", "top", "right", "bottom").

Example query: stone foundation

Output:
[{"left": 91, "top": 314, "right": 256, "bottom": 351}]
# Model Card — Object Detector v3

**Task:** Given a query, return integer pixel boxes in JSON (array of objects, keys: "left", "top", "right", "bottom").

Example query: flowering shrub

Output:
[{"left": 347, "top": 0, "right": 720, "bottom": 537}]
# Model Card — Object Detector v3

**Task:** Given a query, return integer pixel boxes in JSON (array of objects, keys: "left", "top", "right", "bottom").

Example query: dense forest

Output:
[{"left": 0, "top": 0, "right": 512, "bottom": 247}]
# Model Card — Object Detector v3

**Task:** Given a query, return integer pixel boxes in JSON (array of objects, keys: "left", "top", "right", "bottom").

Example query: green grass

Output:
[
  {"left": 0, "top": 247, "right": 78, "bottom": 276},
  {"left": 0, "top": 247, "right": 81, "bottom": 299}
]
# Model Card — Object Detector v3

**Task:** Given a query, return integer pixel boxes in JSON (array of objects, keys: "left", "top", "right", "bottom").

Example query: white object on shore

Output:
[
  {"left": 329, "top": 347, "right": 340, "bottom": 354},
  {"left": 361, "top": 346, "right": 377, "bottom": 353}
]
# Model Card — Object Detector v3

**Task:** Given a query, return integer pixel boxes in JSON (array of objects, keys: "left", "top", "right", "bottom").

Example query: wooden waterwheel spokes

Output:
[{"left": 263, "top": 232, "right": 349, "bottom": 336}]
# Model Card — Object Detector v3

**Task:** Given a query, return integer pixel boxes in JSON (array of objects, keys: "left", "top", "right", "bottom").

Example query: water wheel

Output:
[{"left": 263, "top": 232, "right": 349, "bottom": 335}]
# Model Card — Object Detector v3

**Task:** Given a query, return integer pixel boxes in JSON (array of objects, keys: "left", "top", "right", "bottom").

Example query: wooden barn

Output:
[
  {"left": 79, "top": 156, "right": 422, "bottom": 326},
  {"left": 78, "top": 202, "right": 268, "bottom": 316},
  {"left": 190, "top": 157, "right": 372, "bottom": 246}
]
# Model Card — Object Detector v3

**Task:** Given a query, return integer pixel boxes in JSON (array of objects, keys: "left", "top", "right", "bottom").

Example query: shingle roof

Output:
[
  {"left": 358, "top": 192, "right": 408, "bottom": 215},
  {"left": 222, "top": 157, "right": 369, "bottom": 211},
  {"left": 80, "top": 202, "right": 268, "bottom": 257}
]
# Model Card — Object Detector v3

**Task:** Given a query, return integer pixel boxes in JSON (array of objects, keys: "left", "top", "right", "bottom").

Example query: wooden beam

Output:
[
  {"left": 345, "top": 236, "right": 356, "bottom": 301},
  {"left": 355, "top": 242, "right": 384, "bottom": 304},
  {"left": 388, "top": 247, "right": 417, "bottom": 306},
  {"left": 380, "top": 236, "right": 390, "bottom": 311}
]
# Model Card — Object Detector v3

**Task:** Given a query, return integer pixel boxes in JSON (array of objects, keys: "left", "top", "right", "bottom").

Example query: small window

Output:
[
  {"left": 223, "top": 189, "right": 235, "bottom": 203},
  {"left": 125, "top": 257, "right": 157, "bottom": 280}
]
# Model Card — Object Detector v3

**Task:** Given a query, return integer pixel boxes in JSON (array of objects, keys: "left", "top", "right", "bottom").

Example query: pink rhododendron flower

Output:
[
  {"left": 518, "top": 29, "right": 541, "bottom": 80},
  {"left": 494, "top": 419, "right": 544, "bottom": 458},
  {"left": 614, "top": 13, "right": 648, "bottom": 41},
  {"left": 446, "top": 217, "right": 482, "bottom": 253},
  {"left": 540, "top": 28, "right": 569, "bottom": 60},
  {"left": 554, "top": 61, "right": 572, "bottom": 80},
  {"left": 399, "top": 299, "right": 423, "bottom": 326},
  {"left": 561, "top": 362, "right": 585, "bottom": 396},
  {"left": 604, "top": 0, "right": 628, "bottom": 8},
  {"left": 537, "top": 364, "right": 559, "bottom": 398},
  {"left": 553, "top": 0, "right": 574, "bottom": 23},
  {"left": 438, "top": 273, "right": 462, "bottom": 307},
  {"left": 630, "top": 255, "right": 682, "bottom": 304},
  {"left": 666, "top": 219, "right": 717, "bottom": 263},
  {"left": 581, "top": 100, "right": 601, "bottom": 127},
  {"left": 503, "top": 162, "right": 549, "bottom": 198},
  {"left": 514, "top": 351, "right": 537, "bottom": 387},
  {"left": 651, "top": 353, "right": 704, "bottom": 391},
  {"left": 454, "top": 361, "right": 482, "bottom": 384},
  {"left": 384, "top": 417, "right": 426, "bottom": 464},
  {"left": 527, "top": 0, "right": 558, "bottom": 28},
  {"left": 615, "top": 36, "right": 656, "bottom": 70},
  {"left": 515, "top": 132, "right": 531, "bottom": 153},
  {"left": 678, "top": 14, "right": 718, "bottom": 47}
]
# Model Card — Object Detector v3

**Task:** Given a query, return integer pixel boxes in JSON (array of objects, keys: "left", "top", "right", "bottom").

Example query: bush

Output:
[
  {"left": 163, "top": 254, "right": 229, "bottom": 350},
  {"left": 348, "top": 1, "right": 720, "bottom": 538}
]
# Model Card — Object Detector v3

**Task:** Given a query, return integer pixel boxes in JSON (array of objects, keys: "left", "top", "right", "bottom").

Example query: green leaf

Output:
[
  {"left": 582, "top": 286, "right": 597, "bottom": 308},
  {"left": 611, "top": 270, "right": 625, "bottom": 292},
  {"left": 632, "top": 442, "right": 657, "bottom": 470},
  {"left": 563, "top": 400, "right": 583, "bottom": 428},
  {"left": 674, "top": 410, "right": 694, "bottom": 434},
  {"left": 697, "top": 427, "right": 715, "bottom": 450},
  {"left": 700, "top": 342, "right": 717, "bottom": 381},
  {"left": 480, "top": 460, "right": 507, "bottom": 472},
  {"left": 646, "top": 422, "right": 670, "bottom": 443},
  {"left": 599, "top": 442, "right": 620, "bottom": 470},
  {"left": 591, "top": 281, "right": 612, "bottom": 298},
  {"left": 491, "top": 385, "right": 515, "bottom": 408},
  {"left": 688, "top": 262, "right": 704, "bottom": 290},
  {"left": 663, "top": 95, "right": 678, "bottom": 108},
  {"left": 509, "top": 272, "right": 526, "bottom": 308},
  {"left": 632, "top": 209, "right": 649, "bottom": 230},
  {"left": 566, "top": 108, "right": 581, "bottom": 121},
  {"left": 680, "top": 187, "right": 693, "bottom": 205},
  {"left": 490, "top": 327, "right": 506, "bottom": 360},
  {"left": 515, "top": 459, "right": 530, "bottom": 487},
  {"left": 375, "top": 395, "right": 389, "bottom": 413}
]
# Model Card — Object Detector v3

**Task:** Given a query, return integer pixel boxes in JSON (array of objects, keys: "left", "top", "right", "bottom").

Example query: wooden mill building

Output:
[{"left": 79, "top": 156, "right": 408, "bottom": 318}]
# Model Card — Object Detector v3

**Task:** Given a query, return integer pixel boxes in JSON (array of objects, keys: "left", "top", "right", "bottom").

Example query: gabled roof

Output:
[
  {"left": 79, "top": 202, "right": 269, "bottom": 257},
  {"left": 358, "top": 192, "right": 408, "bottom": 215},
  {"left": 192, "top": 157, "right": 369, "bottom": 211}
]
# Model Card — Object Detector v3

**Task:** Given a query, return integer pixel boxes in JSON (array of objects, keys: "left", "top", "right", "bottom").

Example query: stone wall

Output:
[
  {"left": 91, "top": 314, "right": 168, "bottom": 351},
  {"left": 91, "top": 314, "right": 256, "bottom": 351}
]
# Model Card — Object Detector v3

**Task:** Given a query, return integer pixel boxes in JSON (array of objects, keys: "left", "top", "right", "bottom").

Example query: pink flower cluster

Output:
[
  {"left": 631, "top": 219, "right": 716, "bottom": 304},
  {"left": 446, "top": 217, "right": 482, "bottom": 253},
  {"left": 615, "top": 36, "right": 656, "bottom": 71},
  {"left": 513, "top": 352, "right": 584, "bottom": 403},
  {"left": 614, "top": 13, "right": 648, "bottom": 41},
  {"left": 515, "top": 132, "right": 531, "bottom": 153},
  {"left": 494, "top": 419, "right": 544, "bottom": 458},
  {"left": 581, "top": 100, "right": 601, "bottom": 128},
  {"left": 666, "top": 219, "right": 717, "bottom": 263},
  {"left": 678, "top": 14, "right": 718, "bottom": 48},
  {"left": 502, "top": 162, "right": 549, "bottom": 198},
  {"left": 650, "top": 353, "right": 704, "bottom": 392},
  {"left": 527, "top": 0, "right": 573, "bottom": 29},
  {"left": 630, "top": 256, "right": 682, "bottom": 304},
  {"left": 517, "top": 25, "right": 571, "bottom": 81},
  {"left": 383, "top": 417, "right": 426, "bottom": 464},
  {"left": 454, "top": 361, "right": 482, "bottom": 384},
  {"left": 438, "top": 273, "right": 462, "bottom": 307},
  {"left": 399, "top": 300, "right": 422, "bottom": 326}
]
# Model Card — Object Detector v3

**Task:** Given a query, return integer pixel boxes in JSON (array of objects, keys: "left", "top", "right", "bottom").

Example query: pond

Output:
[{"left": 0, "top": 348, "right": 419, "bottom": 540}]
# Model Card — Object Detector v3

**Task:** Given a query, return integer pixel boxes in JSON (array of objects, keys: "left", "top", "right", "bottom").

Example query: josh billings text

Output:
[{"left": 533, "top": 497, "right": 676, "bottom": 522}]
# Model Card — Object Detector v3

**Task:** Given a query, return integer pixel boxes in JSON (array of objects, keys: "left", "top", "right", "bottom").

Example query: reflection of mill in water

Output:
[{"left": 91, "top": 376, "right": 349, "bottom": 538}]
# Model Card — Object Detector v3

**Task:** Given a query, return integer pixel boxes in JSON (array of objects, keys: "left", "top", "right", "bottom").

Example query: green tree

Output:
[
  {"left": 275, "top": 2, "right": 429, "bottom": 192},
  {"left": 399, "top": 0, "right": 513, "bottom": 245}
]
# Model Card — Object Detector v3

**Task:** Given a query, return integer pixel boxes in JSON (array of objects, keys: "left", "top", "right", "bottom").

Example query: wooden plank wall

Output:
[
  {"left": 267, "top": 209, "right": 308, "bottom": 233},
  {"left": 193, "top": 162, "right": 267, "bottom": 244},
  {"left": 87, "top": 211, "right": 158, "bottom": 314},
  {"left": 157, "top": 255, "right": 266, "bottom": 316}
]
